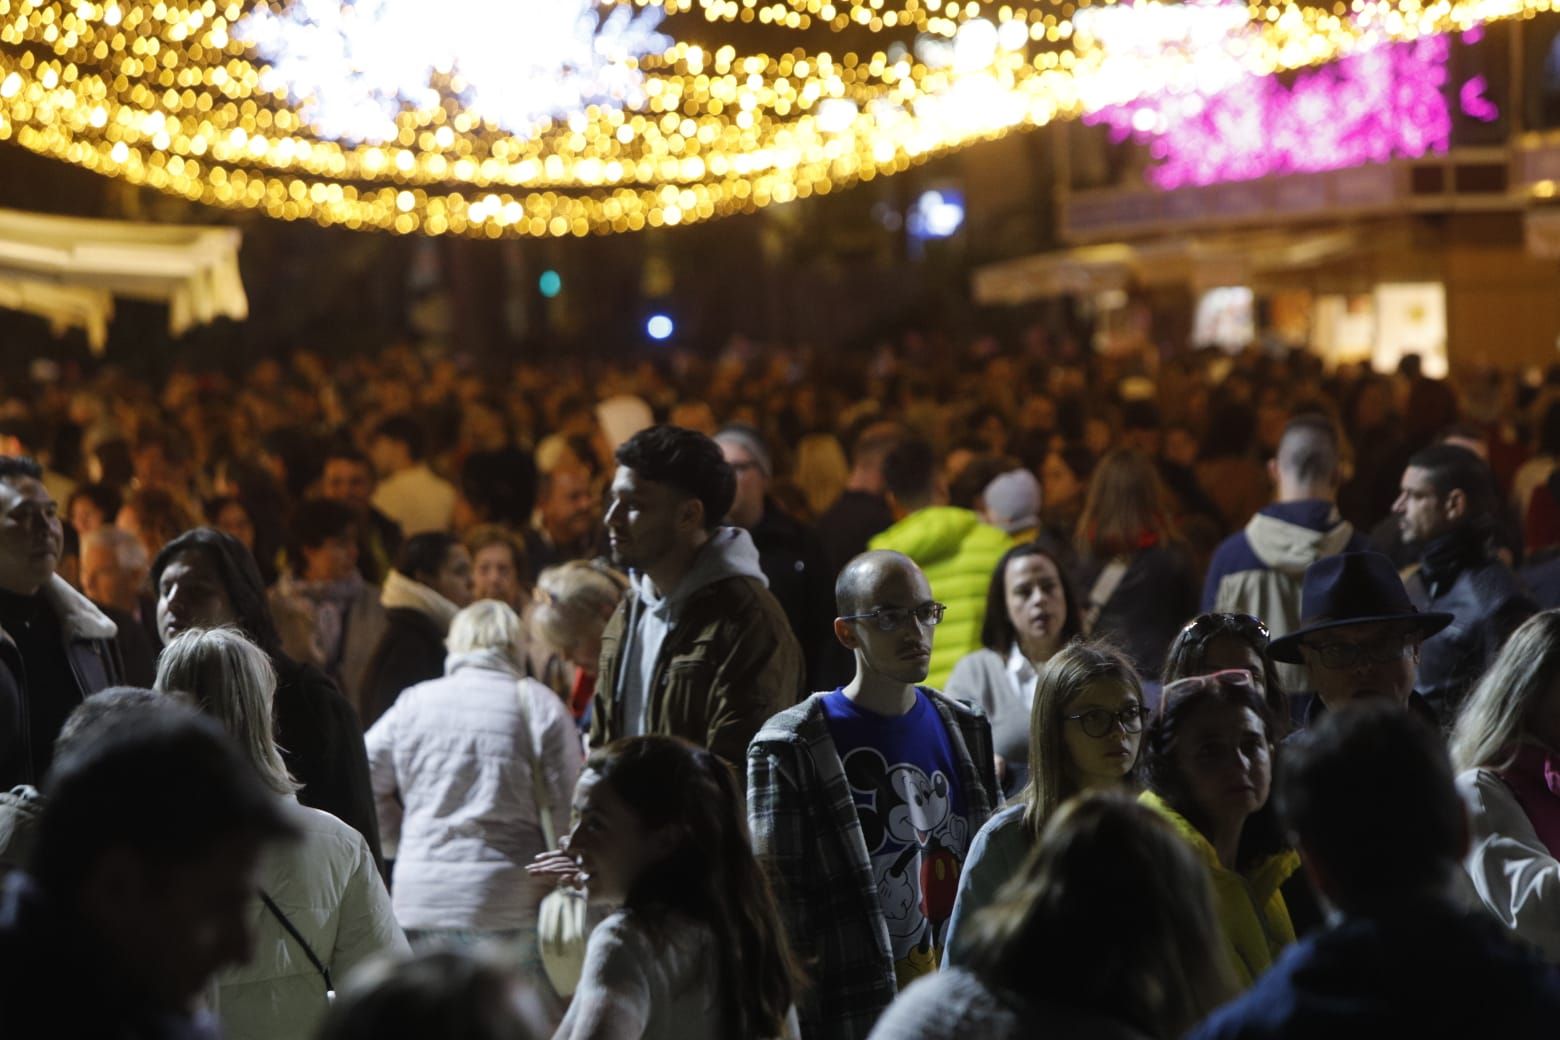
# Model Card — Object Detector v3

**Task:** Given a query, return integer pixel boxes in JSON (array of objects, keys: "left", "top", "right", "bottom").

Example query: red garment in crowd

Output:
[{"left": 569, "top": 667, "right": 595, "bottom": 721}]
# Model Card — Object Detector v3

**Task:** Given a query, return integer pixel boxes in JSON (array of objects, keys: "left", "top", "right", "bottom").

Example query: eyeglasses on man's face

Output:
[
  {"left": 840, "top": 601, "right": 948, "bottom": 633},
  {"left": 1302, "top": 636, "right": 1415, "bottom": 670},
  {"left": 1064, "top": 704, "right": 1148, "bottom": 738}
]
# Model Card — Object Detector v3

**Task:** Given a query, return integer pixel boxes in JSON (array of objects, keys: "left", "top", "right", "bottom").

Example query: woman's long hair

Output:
[
  {"left": 1022, "top": 640, "right": 1144, "bottom": 839},
  {"left": 153, "top": 625, "right": 300, "bottom": 796},
  {"left": 1142, "top": 673, "right": 1286, "bottom": 871},
  {"left": 1451, "top": 609, "right": 1560, "bottom": 772},
  {"left": 960, "top": 792, "right": 1238, "bottom": 1039},
  {"left": 586, "top": 737, "right": 803, "bottom": 1038},
  {"left": 979, "top": 542, "right": 1082, "bottom": 656},
  {"left": 151, "top": 527, "right": 284, "bottom": 660},
  {"left": 1076, "top": 448, "right": 1179, "bottom": 558}
]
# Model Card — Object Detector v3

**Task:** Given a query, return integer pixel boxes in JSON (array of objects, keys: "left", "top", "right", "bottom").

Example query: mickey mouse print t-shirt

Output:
[{"left": 821, "top": 687, "right": 970, "bottom": 989}]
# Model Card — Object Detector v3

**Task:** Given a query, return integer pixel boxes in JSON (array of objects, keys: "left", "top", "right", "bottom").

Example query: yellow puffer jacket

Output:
[
  {"left": 1140, "top": 789, "right": 1300, "bottom": 988},
  {"left": 868, "top": 506, "right": 1012, "bottom": 689}
]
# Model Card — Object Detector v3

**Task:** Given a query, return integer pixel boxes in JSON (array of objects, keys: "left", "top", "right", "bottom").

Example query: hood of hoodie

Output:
[
  {"left": 636, "top": 526, "right": 767, "bottom": 622},
  {"left": 1245, "top": 501, "right": 1357, "bottom": 576},
  {"left": 870, "top": 506, "right": 987, "bottom": 568},
  {"left": 380, "top": 569, "right": 460, "bottom": 634}
]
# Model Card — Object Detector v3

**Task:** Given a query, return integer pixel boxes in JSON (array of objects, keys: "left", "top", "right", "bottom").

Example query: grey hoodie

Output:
[{"left": 618, "top": 527, "right": 769, "bottom": 737}]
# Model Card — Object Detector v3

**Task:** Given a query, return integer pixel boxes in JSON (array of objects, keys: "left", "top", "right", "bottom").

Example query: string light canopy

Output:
[{"left": 0, "top": 0, "right": 1541, "bottom": 237}]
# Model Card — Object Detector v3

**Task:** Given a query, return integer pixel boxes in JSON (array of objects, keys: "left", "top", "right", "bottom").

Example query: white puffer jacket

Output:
[
  {"left": 217, "top": 800, "right": 409, "bottom": 1040},
  {"left": 365, "top": 650, "right": 582, "bottom": 932}
]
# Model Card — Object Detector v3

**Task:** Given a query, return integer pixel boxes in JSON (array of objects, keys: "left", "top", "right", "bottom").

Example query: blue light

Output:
[
  {"left": 538, "top": 269, "right": 563, "bottom": 298},
  {"left": 646, "top": 314, "right": 675, "bottom": 341}
]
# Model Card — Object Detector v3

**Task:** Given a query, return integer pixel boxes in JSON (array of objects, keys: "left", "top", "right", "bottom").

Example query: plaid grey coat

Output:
[{"left": 747, "top": 691, "right": 998, "bottom": 1040}]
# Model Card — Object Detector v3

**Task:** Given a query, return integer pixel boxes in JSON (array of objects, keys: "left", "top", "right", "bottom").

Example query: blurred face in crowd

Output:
[
  {"left": 1041, "top": 452, "right": 1083, "bottom": 511},
  {"left": 426, "top": 544, "right": 475, "bottom": 608},
  {"left": 1170, "top": 698, "right": 1272, "bottom": 828},
  {"left": 0, "top": 475, "right": 63, "bottom": 596},
  {"left": 540, "top": 465, "right": 598, "bottom": 548},
  {"left": 1061, "top": 678, "right": 1144, "bottom": 790},
  {"left": 212, "top": 501, "right": 256, "bottom": 553},
  {"left": 115, "top": 505, "right": 160, "bottom": 564},
  {"left": 472, "top": 542, "right": 522, "bottom": 606},
  {"left": 605, "top": 466, "right": 699, "bottom": 574},
  {"left": 566, "top": 769, "right": 672, "bottom": 904},
  {"left": 81, "top": 541, "right": 144, "bottom": 613},
  {"left": 301, "top": 533, "right": 358, "bottom": 584},
  {"left": 1393, "top": 465, "right": 1459, "bottom": 545},
  {"left": 156, "top": 548, "right": 238, "bottom": 645},
  {"left": 321, "top": 458, "right": 375, "bottom": 508},
  {"left": 368, "top": 436, "right": 410, "bottom": 479},
  {"left": 86, "top": 832, "right": 266, "bottom": 1012},
  {"left": 70, "top": 496, "right": 109, "bottom": 537},
  {"left": 1004, "top": 553, "right": 1067, "bottom": 659},
  {"left": 1163, "top": 427, "right": 1199, "bottom": 468},
  {"left": 835, "top": 559, "right": 936, "bottom": 686},
  {"left": 1298, "top": 621, "right": 1420, "bottom": 711},
  {"left": 719, "top": 441, "right": 767, "bottom": 530}
]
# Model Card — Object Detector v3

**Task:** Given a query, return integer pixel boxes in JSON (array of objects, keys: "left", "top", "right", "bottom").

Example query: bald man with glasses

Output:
[{"left": 748, "top": 550, "right": 999, "bottom": 1040}]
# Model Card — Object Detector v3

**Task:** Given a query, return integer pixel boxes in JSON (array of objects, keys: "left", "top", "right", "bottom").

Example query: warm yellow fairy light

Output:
[{"left": 0, "top": 0, "right": 1545, "bottom": 237}]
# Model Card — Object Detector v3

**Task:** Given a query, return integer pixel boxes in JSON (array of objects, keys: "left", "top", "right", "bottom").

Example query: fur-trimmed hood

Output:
[{"left": 0, "top": 576, "right": 117, "bottom": 647}]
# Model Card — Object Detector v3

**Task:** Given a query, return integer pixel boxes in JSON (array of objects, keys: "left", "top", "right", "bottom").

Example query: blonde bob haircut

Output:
[
  {"left": 446, "top": 599, "right": 528, "bottom": 673},
  {"left": 1023, "top": 639, "right": 1144, "bottom": 839},
  {"left": 531, "top": 561, "right": 629, "bottom": 656},
  {"left": 153, "top": 625, "right": 300, "bottom": 797},
  {"left": 1451, "top": 608, "right": 1560, "bottom": 773}
]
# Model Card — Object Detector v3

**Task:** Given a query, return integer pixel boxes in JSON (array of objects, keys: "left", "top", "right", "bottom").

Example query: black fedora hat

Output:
[{"left": 1268, "top": 551, "right": 1454, "bottom": 664}]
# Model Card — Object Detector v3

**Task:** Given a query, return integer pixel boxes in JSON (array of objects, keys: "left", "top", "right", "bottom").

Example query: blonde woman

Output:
[
  {"left": 365, "top": 599, "right": 581, "bottom": 960},
  {"left": 154, "top": 627, "right": 407, "bottom": 1040},
  {"left": 793, "top": 433, "right": 850, "bottom": 519},
  {"left": 943, "top": 641, "right": 1146, "bottom": 962},
  {"left": 873, "top": 793, "right": 1236, "bottom": 1040},
  {"left": 530, "top": 560, "right": 630, "bottom": 722},
  {"left": 1451, "top": 608, "right": 1560, "bottom": 961}
]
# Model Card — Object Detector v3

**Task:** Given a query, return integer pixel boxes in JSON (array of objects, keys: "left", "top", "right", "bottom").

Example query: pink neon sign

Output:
[{"left": 1085, "top": 32, "right": 1497, "bottom": 190}]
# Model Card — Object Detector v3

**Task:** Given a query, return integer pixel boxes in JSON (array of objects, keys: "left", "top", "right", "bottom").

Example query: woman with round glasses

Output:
[
  {"left": 1163, "top": 612, "right": 1290, "bottom": 740},
  {"left": 943, "top": 641, "right": 1145, "bottom": 962},
  {"left": 946, "top": 542, "right": 1083, "bottom": 797},
  {"left": 1140, "top": 670, "right": 1299, "bottom": 988}
]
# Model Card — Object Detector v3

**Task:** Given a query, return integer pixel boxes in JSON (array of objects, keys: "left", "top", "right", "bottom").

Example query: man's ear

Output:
[
  {"left": 834, "top": 617, "right": 858, "bottom": 650},
  {"left": 1267, "top": 457, "right": 1280, "bottom": 487},
  {"left": 679, "top": 496, "right": 704, "bottom": 534}
]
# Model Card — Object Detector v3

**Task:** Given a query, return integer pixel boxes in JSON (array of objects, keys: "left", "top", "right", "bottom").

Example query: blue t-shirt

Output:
[{"left": 821, "top": 687, "right": 971, "bottom": 987}]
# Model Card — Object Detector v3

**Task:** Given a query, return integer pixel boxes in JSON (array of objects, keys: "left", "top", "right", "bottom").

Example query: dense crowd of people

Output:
[{"left": 3, "top": 335, "right": 1560, "bottom": 1037}]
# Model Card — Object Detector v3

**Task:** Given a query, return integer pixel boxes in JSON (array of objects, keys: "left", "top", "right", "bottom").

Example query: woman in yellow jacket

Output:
[{"left": 1139, "top": 670, "right": 1300, "bottom": 987}]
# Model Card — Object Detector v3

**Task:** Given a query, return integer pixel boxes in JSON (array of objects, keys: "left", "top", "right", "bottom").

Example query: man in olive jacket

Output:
[{"left": 591, "top": 425, "right": 804, "bottom": 768}]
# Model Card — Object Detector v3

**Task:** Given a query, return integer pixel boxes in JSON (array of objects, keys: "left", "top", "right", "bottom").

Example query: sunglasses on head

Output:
[{"left": 1178, "top": 612, "right": 1270, "bottom": 650}]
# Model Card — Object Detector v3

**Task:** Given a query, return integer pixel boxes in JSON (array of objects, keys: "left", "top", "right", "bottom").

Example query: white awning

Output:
[
  {"left": 0, "top": 208, "right": 246, "bottom": 353},
  {"left": 972, "top": 230, "right": 1360, "bottom": 306}
]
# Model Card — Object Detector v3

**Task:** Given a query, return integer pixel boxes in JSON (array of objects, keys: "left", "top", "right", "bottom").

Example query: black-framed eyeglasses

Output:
[
  {"left": 1302, "top": 636, "right": 1414, "bottom": 670},
  {"left": 1064, "top": 704, "right": 1148, "bottom": 738},
  {"left": 1178, "top": 612, "right": 1271, "bottom": 650},
  {"left": 840, "top": 601, "right": 948, "bottom": 633}
]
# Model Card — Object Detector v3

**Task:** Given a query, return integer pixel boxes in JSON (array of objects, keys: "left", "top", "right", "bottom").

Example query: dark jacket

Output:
[
  {"left": 272, "top": 655, "right": 385, "bottom": 872},
  {"left": 0, "top": 873, "right": 221, "bottom": 1040},
  {"left": 0, "top": 577, "right": 120, "bottom": 790},
  {"left": 98, "top": 604, "right": 157, "bottom": 688},
  {"left": 1187, "top": 898, "right": 1560, "bottom": 1039},
  {"left": 818, "top": 489, "right": 894, "bottom": 575},
  {"left": 359, "top": 607, "right": 448, "bottom": 729},
  {"left": 592, "top": 530, "right": 804, "bottom": 769},
  {"left": 749, "top": 498, "right": 842, "bottom": 692},
  {"left": 1078, "top": 544, "right": 1199, "bottom": 680},
  {"left": 1404, "top": 527, "right": 1536, "bottom": 724}
]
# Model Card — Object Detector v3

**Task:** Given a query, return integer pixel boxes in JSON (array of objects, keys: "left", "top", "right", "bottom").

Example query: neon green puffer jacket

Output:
[{"left": 868, "top": 506, "right": 1012, "bottom": 689}]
